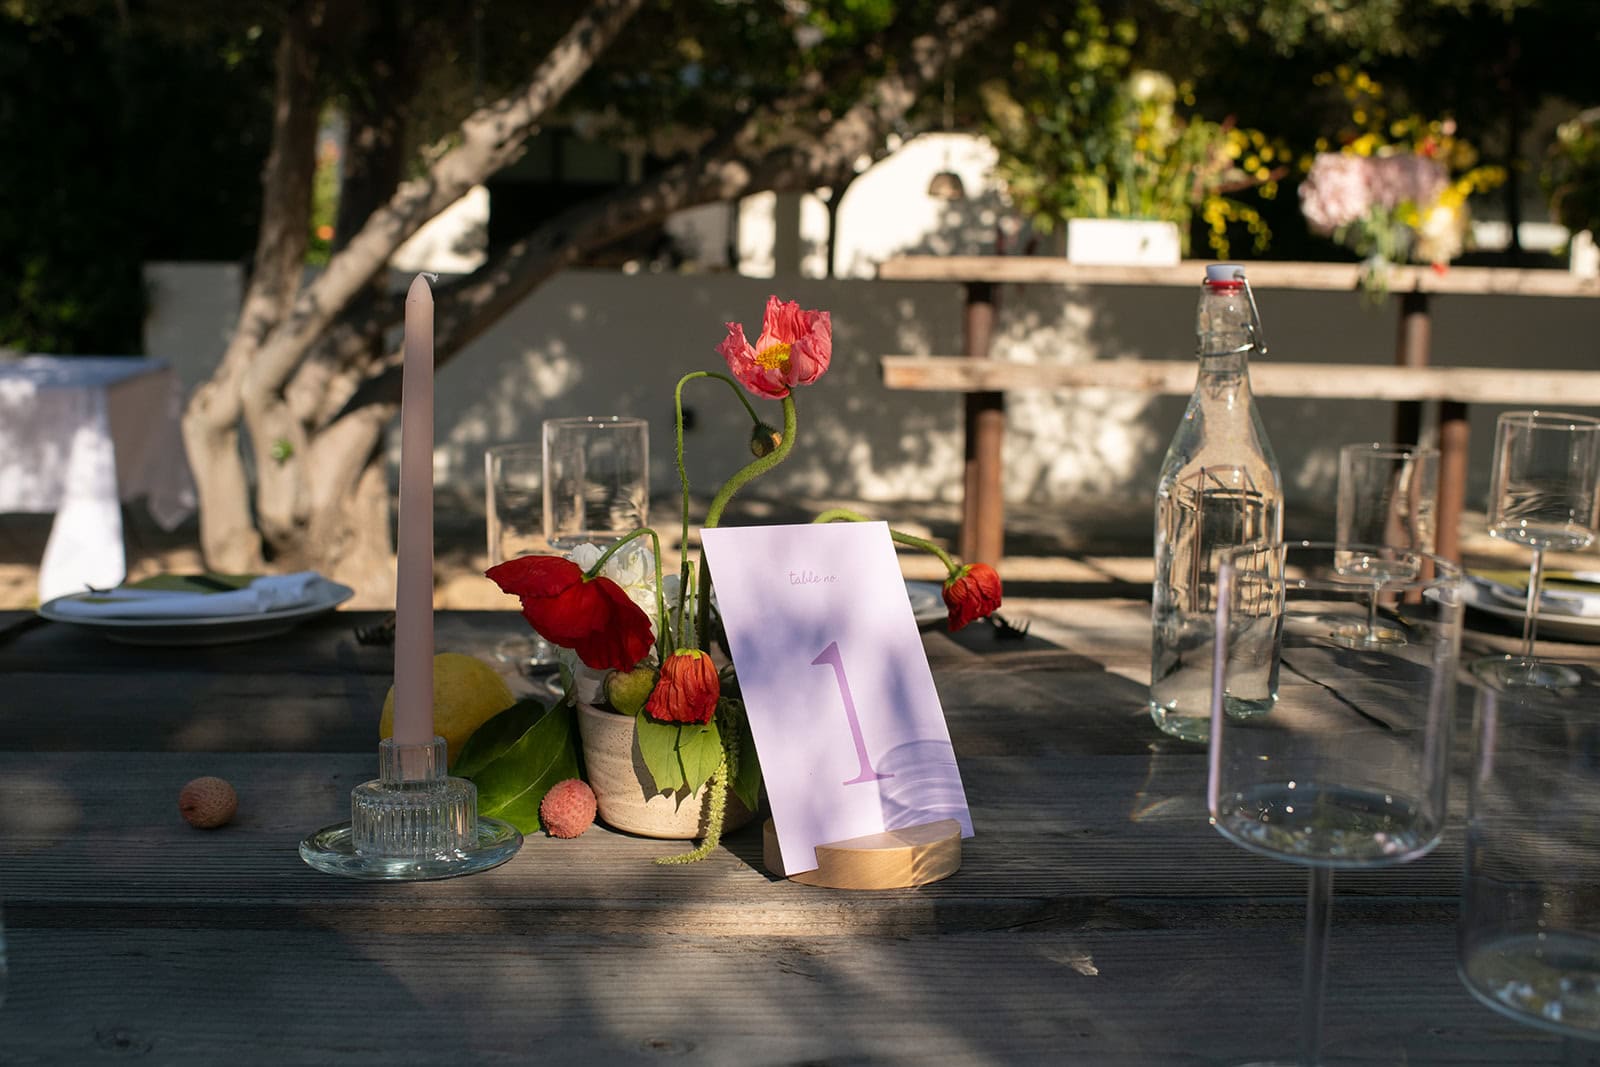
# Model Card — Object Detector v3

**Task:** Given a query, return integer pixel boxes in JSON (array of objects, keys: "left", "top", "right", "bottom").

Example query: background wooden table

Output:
[
  {"left": 0, "top": 602, "right": 1590, "bottom": 1063},
  {"left": 877, "top": 255, "right": 1600, "bottom": 569}
]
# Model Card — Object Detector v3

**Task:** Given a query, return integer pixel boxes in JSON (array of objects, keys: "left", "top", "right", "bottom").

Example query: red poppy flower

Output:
[
  {"left": 644, "top": 649, "right": 720, "bottom": 725},
  {"left": 486, "top": 555, "right": 654, "bottom": 671},
  {"left": 942, "top": 563, "right": 1003, "bottom": 631},
  {"left": 716, "top": 295, "right": 832, "bottom": 400}
]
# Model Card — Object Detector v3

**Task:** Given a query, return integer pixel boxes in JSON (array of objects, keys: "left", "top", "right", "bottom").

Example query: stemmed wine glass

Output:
[
  {"left": 1332, "top": 442, "right": 1438, "bottom": 648},
  {"left": 1210, "top": 541, "right": 1463, "bottom": 1066},
  {"left": 1471, "top": 411, "right": 1600, "bottom": 690},
  {"left": 1458, "top": 666, "right": 1600, "bottom": 1057}
]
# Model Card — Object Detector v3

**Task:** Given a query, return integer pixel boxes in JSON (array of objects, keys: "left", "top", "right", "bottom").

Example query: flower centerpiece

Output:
[
  {"left": 476, "top": 296, "right": 1003, "bottom": 863},
  {"left": 1297, "top": 67, "right": 1505, "bottom": 296}
]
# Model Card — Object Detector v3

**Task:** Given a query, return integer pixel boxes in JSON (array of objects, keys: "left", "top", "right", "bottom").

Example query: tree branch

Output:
[
  {"left": 241, "top": 0, "right": 644, "bottom": 403},
  {"left": 427, "top": 3, "right": 1001, "bottom": 361}
]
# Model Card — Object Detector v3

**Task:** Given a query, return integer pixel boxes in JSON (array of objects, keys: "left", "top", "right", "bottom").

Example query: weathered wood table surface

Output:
[{"left": 0, "top": 599, "right": 1592, "bottom": 1064}]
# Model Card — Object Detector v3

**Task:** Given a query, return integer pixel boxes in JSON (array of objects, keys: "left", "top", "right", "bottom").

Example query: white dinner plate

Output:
[
  {"left": 1462, "top": 577, "right": 1600, "bottom": 644},
  {"left": 905, "top": 579, "right": 946, "bottom": 629},
  {"left": 38, "top": 580, "right": 354, "bottom": 646}
]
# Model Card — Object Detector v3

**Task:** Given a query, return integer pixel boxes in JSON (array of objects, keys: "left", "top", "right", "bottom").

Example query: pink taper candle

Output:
[{"left": 393, "top": 274, "right": 436, "bottom": 750}]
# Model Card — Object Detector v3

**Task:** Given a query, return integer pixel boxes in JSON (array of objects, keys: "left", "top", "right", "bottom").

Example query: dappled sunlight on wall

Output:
[
  {"left": 344, "top": 265, "right": 1600, "bottom": 528},
  {"left": 834, "top": 134, "right": 1008, "bottom": 277}
]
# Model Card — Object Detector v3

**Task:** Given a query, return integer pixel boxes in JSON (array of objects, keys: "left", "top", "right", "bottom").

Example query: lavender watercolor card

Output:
[{"left": 700, "top": 521, "right": 973, "bottom": 874}]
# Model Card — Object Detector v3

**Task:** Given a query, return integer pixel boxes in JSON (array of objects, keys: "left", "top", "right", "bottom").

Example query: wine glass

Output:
[
  {"left": 1472, "top": 411, "right": 1600, "bottom": 690},
  {"left": 485, "top": 443, "right": 557, "bottom": 675},
  {"left": 1210, "top": 540, "right": 1463, "bottom": 1066},
  {"left": 1458, "top": 665, "right": 1600, "bottom": 1055},
  {"left": 1458, "top": 665, "right": 1600, "bottom": 1057},
  {"left": 1332, "top": 442, "right": 1438, "bottom": 647},
  {"left": 542, "top": 416, "right": 649, "bottom": 553}
]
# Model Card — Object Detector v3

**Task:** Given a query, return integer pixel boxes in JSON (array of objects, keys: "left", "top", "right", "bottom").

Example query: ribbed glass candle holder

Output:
[
  {"left": 300, "top": 735, "right": 522, "bottom": 881},
  {"left": 351, "top": 738, "right": 476, "bottom": 857}
]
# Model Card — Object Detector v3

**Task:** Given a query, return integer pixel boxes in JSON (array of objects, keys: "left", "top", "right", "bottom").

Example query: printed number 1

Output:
[{"left": 811, "top": 641, "right": 894, "bottom": 786}]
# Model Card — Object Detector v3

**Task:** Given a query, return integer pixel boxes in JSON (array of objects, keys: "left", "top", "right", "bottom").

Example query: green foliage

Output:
[
  {"left": 459, "top": 699, "right": 581, "bottom": 834},
  {"left": 635, "top": 710, "right": 723, "bottom": 797},
  {"left": 728, "top": 697, "right": 762, "bottom": 813},
  {"left": 636, "top": 711, "right": 689, "bottom": 794},
  {"left": 0, "top": 8, "right": 270, "bottom": 352},
  {"left": 980, "top": 1, "right": 1283, "bottom": 254},
  {"left": 1543, "top": 109, "right": 1600, "bottom": 237},
  {"left": 453, "top": 697, "right": 545, "bottom": 778},
  {"left": 1148, "top": 0, "right": 1533, "bottom": 60}
]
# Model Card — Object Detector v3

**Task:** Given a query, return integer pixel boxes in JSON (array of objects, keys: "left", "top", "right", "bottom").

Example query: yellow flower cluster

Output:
[{"left": 1310, "top": 66, "right": 1504, "bottom": 194}]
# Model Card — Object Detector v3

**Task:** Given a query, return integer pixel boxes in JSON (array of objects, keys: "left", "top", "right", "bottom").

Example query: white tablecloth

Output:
[{"left": 0, "top": 356, "right": 196, "bottom": 601}]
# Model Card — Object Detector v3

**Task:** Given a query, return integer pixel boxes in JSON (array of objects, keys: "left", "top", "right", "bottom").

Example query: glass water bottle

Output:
[{"left": 1149, "top": 264, "right": 1283, "bottom": 742}]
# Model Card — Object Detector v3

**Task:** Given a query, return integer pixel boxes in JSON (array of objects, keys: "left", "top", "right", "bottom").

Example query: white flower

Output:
[
  {"left": 561, "top": 541, "right": 691, "bottom": 699},
  {"left": 1128, "top": 69, "right": 1175, "bottom": 105},
  {"left": 1413, "top": 201, "right": 1466, "bottom": 266},
  {"left": 567, "top": 540, "right": 681, "bottom": 638}
]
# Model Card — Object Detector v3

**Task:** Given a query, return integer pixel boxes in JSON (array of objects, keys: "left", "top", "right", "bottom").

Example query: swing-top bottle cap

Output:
[{"left": 1204, "top": 263, "right": 1246, "bottom": 288}]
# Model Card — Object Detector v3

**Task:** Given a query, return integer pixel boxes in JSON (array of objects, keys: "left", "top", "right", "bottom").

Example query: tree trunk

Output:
[
  {"left": 261, "top": 1, "right": 418, "bottom": 596},
  {"left": 189, "top": 0, "right": 643, "bottom": 578},
  {"left": 181, "top": 1, "right": 323, "bottom": 574}
]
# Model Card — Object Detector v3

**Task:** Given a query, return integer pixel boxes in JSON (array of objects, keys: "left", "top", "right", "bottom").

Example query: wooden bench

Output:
[
  {"left": 876, "top": 255, "right": 1600, "bottom": 566},
  {"left": 883, "top": 356, "right": 1600, "bottom": 565}
]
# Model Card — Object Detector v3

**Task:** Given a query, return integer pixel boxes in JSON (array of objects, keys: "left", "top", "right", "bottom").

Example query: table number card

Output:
[{"left": 701, "top": 522, "right": 973, "bottom": 874}]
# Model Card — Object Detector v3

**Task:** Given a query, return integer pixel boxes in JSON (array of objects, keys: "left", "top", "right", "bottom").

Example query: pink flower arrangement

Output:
[{"left": 1299, "top": 152, "right": 1449, "bottom": 237}]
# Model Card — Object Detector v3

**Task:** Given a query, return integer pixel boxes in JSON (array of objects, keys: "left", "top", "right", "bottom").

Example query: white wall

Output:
[{"left": 142, "top": 261, "right": 1600, "bottom": 540}]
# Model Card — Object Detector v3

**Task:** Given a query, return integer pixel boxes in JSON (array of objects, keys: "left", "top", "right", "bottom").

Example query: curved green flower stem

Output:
[
  {"left": 582, "top": 527, "right": 671, "bottom": 662},
  {"left": 813, "top": 507, "right": 960, "bottom": 575},
  {"left": 674, "top": 371, "right": 763, "bottom": 639},
  {"left": 695, "top": 394, "right": 798, "bottom": 649},
  {"left": 655, "top": 721, "right": 738, "bottom": 866}
]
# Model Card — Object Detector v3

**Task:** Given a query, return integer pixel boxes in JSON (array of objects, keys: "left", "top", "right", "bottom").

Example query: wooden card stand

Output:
[{"left": 761, "top": 818, "right": 962, "bottom": 889}]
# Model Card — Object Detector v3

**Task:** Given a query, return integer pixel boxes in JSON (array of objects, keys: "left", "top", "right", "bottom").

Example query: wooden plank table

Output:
[
  {"left": 0, "top": 603, "right": 1587, "bottom": 1063},
  {"left": 877, "top": 255, "right": 1600, "bottom": 568}
]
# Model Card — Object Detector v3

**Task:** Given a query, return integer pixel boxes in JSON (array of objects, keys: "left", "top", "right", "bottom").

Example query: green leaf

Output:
[
  {"left": 729, "top": 701, "right": 763, "bottom": 814},
  {"left": 467, "top": 703, "right": 581, "bottom": 834},
  {"left": 676, "top": 719, "right": 722, "bottom": 795},
  {"left": 635, "top": 712, "right": 687, "bottom": 795},
  {"left": 452, "top": 698, "right": 546, "bottom": 779}
]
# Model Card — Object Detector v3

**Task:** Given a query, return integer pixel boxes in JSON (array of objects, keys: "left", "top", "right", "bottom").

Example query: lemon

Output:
[{"left": 379, "top": 652, "right": 517, "bottom": 767}]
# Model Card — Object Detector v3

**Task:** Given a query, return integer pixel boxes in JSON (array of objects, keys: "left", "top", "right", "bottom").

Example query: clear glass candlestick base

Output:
[{"left": 300, "top": 736, "right": 522, "bottom": 881}]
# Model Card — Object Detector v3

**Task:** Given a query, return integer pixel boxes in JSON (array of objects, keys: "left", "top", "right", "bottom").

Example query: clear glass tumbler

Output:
[
  {"left": 1459, "top": 666, "right": 1600, "bottom": 1044},
  {"left": 1211, "top": 540, "right": 1463, "bottom": 1066},
  {"left": 1333, "top": 442, "right": 1439, "bottom": 647},
  {"left": 485, "top": 443, "right": 556, "bottom": 674},
  {"left": 542, "top": 416, "right": 649, "bottom": 553}
]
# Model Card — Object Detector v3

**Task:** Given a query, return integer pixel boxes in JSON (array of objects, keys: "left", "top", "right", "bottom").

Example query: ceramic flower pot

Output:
[
  {"left": 575, "top": 701, "right": 756, "bottom": 839},
  {"left": 1064, "top": 218, "right": 1181, "bottom": 267}
]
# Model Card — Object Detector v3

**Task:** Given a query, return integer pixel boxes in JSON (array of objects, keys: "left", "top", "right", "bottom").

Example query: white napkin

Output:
[{"left": 48, "top": 572, "right": 327, "bottom": 619}]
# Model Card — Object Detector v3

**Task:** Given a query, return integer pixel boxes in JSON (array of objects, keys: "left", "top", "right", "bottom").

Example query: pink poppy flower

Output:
[{"left": 716, "top": 295, "right": 832, "bottom": 399}]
